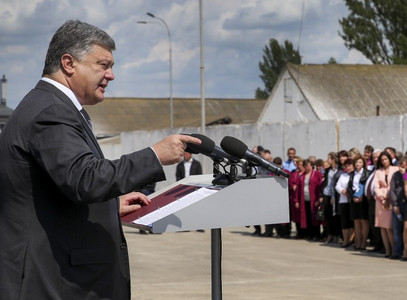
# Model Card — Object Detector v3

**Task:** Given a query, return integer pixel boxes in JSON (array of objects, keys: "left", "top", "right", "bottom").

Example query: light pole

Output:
[{"left": 139, "top": 12, "right": 173, "bottom": 129}]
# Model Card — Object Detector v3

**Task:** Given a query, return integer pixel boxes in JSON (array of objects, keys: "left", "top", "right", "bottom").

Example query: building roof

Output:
[
  {"left": 286, "top": 63, "right": 407, "bottom": 120},
  {"left": 86, "top": 97, "right": 266, "bottom": 137}
]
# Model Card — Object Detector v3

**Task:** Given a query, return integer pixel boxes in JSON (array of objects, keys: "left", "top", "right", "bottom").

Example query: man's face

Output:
[
  {"left": 71, "top": 45, "right": 114, "bottom": 105},
  {"left": 287, "top": 149, "right": 295, "bottom": 160},
  {"left": 184, "top": 152, "right": 192, "bottom": 162},
  {"left": 385, "top": 149, "right": 395, "bottom": 159}
]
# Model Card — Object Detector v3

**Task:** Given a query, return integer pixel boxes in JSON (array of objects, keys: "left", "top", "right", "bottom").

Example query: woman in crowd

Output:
[
  {"left": 289, "top": 157, "right": 304, "bottom": 238},
  {"left": 319, "top": 152, "right": 340, "bottom": 244},
  {"left": 349, "top": 147, "right": 361, "bottom": 160},
  {"left": 347, "top": 154, "right": 371, "bottom": 250},
  {"left": 374, "top": 151, "right": 399, "bottom": 257},
  {"left": 331, "top": 150, "right": 349, "bottom": 243},
  {"left": 364, "top": 145, "right": 374, "bottom": 170},
  {"left": 335, "top": 158, "right": 355, "bottom": 248},
  {"left": 296, "top": 159, "right": 323, "bottom": 240}
]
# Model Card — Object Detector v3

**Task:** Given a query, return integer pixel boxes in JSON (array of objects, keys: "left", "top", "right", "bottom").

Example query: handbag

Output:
[{"left": 316, "top": 205, "right": 325, "bottom": 221}]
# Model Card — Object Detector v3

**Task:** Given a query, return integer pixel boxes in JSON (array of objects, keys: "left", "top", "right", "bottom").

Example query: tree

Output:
[
  {"left": 328, "top": 57, "right": 337, "bottom": 64},
  {"left": 339, "top": 0, "right": 407, "bottom": 64},
  {"left": 255, "top": 39, "right": 301, "bottom": 99}
]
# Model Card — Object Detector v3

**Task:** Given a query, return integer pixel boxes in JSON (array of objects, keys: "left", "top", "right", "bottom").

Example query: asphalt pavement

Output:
[{"left": 124, "top": 226, "right": 407, "bottom": 300}]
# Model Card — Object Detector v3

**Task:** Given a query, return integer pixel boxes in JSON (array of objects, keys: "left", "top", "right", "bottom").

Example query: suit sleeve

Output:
[
  {"left": 175, "top": 163, "right": 183, "bottom": 181},
  {"left": 28, "top": 103, "right": 166, "bottom": 204}
]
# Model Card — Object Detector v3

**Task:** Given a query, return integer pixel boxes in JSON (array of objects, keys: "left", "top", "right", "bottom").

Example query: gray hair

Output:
[
  {"left": 373, "top": 148, "right": 382, "bottom": 155},
  {"left": 42, "top": 20, "right": 115, "bottom": 76}
]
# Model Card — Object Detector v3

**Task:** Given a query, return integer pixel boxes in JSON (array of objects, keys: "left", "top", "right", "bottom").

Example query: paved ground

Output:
[{"left": 124, "top": 226, "right": 407, "bottom": 300}]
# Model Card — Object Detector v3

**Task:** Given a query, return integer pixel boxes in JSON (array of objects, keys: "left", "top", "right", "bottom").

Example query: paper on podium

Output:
[{"left": 121, "top": 183, "right": 221, "bottom": 227}]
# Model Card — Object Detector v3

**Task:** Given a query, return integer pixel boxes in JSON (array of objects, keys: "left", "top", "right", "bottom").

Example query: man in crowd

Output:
[
  {"left": 176, "top": 151, "right": 203, "bottom": 181},
  {"left": 390, "top": 157, "right": 407, "bottom": 259},
  {"left": 0, "top": 20, "right": 200, "bottom": 299},
  {"left": 283, "top": 147, "right": 297, "bottom": 172},
  {"left": 385, "top": 146, "right": 399, "bottom": 166}
]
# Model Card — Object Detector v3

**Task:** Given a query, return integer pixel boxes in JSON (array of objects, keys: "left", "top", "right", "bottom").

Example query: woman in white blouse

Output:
[{"left": 335, "top": 158, "right": 355, "bottom": 248}]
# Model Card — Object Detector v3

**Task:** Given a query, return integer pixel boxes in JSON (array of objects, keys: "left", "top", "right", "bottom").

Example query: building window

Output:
[{"left": 284, "top": 78, "right": 292, "bottom": 103}]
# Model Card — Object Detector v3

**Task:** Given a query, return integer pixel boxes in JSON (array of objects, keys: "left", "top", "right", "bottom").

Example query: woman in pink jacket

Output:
[{"left": 374, "top": 151, "right": 399, "bottom": 258}]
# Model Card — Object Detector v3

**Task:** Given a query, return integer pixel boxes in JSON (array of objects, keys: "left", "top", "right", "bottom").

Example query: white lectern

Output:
[
  {"left": 122, "top": 174, "right": 289, "bottom": 232},
  {"left": 122, "top": 174, "right": 289, "bottom": 299}
]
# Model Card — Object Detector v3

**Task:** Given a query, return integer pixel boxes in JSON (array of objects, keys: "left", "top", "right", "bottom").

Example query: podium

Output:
[
  {"left": 121, "top": 174, "right": 289, "bottom": 232},
  {"left": 121, "top": 174, "right": 289, "bottom": 300}
]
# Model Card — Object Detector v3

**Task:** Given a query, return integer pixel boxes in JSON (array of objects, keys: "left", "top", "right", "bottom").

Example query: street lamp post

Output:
[{"left": 142, "top": 12, "right": 174, "bottom": 129}]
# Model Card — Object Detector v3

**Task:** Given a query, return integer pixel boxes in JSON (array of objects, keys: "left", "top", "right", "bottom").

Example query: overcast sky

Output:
[{"left": 0, "top": 0, "right": 369, "bottom": 109}]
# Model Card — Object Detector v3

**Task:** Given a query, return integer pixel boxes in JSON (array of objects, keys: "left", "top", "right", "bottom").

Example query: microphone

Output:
[
  {"left": 184, "top": 133, "right": 239, "bottom": 163},
  {"left": 220, "top": 136, "right": 290, "bottom": 178}
]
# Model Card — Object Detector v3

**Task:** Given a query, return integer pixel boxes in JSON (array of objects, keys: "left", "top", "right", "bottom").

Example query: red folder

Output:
[{"left": 121, "top": 184, "right": 202, "bottom": 224}]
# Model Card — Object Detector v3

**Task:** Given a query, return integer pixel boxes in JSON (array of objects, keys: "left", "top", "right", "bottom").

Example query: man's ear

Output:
[{"left": 60, "top": 54, "right": 75, "bottom": 75}]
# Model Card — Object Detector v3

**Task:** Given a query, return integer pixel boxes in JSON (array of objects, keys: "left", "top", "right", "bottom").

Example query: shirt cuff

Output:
[{"left": 149, "top": 146, "right": 163, "bottom": 166}]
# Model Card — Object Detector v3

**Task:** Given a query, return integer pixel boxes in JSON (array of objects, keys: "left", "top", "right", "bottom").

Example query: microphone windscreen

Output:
[
  {"left": 220, "top": 136, "right": 248, "bottom": 158},
  {"left": 185, "top": 133, "right": 215, "bottom": 155},
  {"left": 184, "top": 144, "right": 199, "bottom": 154}
]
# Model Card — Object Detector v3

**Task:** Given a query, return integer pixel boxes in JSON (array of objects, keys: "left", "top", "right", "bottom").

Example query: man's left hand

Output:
[{"left": 119, "top": 192, "right": 151, "bottom": 217}]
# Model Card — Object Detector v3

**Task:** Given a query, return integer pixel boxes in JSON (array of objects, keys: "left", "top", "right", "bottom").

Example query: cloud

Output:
[{"left": 1, "top": 0, "right": 356, "bottom": 109}]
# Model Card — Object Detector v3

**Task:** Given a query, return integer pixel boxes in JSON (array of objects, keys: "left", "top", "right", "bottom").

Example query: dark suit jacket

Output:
[
  {"left": 390, "top": 171, "right": 406, "bottom": 207},
  {"left": 175, "top": 159, "right": 202, "bottom": 181},
  {"left": 0, "top": 80, "right": 166, "bottom": 299}
]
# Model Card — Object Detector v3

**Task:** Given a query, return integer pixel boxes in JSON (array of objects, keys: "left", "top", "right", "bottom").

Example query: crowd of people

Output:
[{"left": 251, "top": 145, "right": 407, "bottom": 262}]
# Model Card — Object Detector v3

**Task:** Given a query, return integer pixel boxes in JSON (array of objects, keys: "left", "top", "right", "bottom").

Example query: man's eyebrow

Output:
[{"left": 97, "top": 58, "right": 114, "bottom": 67}]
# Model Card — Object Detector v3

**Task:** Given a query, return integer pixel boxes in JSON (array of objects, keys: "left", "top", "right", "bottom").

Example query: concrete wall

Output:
[{"left": 101, "top": 114, "right": 406, "bottom": 191}]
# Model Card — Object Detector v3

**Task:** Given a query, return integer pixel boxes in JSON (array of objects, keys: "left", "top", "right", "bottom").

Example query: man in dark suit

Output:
[
  {"left": 0, "top": 20, "right": 200, "bottom": 300},
  {"left": 175, "top": 151, "right": 203, "bottom": 181}
]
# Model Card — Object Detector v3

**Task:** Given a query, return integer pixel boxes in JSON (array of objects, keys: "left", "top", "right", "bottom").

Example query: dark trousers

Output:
[
  {"left": 305, "top": 201, "right": 320, "bottom": 239},
  {"left": 392, "top": 202, "right": 405, "bottom": 256},
  {"left": 322, "top": 195, "right": 341, "bottom": 237}
]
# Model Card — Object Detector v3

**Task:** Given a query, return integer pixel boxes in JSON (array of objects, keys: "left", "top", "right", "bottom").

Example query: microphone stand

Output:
[{"left": 210, "top": 160, "right": 241, "bottom": 300}]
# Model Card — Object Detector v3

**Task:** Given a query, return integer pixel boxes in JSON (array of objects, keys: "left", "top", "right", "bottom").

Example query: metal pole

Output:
[
  {"left": 199, "top": 0, "right": 205, "bottom": 136},
  {"left": 199, "top": 4, "right": 221, "bottom": 299},
  {"left": 146, "top": 13, "right": 174, "bottom": 129},
  {"left": 211, "top": 228, "right": 222, "bottom": 300}
]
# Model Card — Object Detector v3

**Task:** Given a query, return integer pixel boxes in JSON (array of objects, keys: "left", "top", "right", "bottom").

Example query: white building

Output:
[{"left": 258, "top": 63, "right": 407, "bottom": 124}]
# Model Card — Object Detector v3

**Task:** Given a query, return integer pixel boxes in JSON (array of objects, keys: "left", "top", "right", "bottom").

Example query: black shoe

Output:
[{"left": 390, "top": 255, "right": 401, "bottom": 260}]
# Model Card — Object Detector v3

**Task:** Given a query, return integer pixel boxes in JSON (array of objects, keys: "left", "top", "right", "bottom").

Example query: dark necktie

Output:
[
  {"left": 367, "top": 172, "right": 375, "bottom": 199},
  {"left": 80, "top": 108, "right": 93, "bottom": 131}
]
